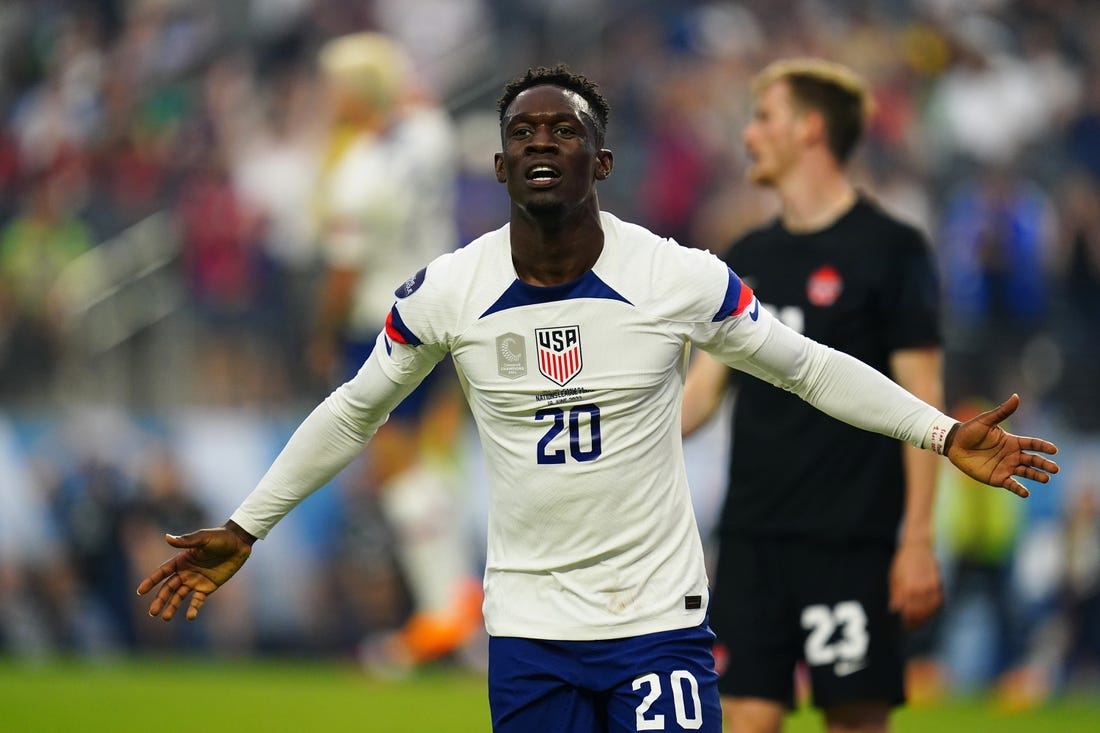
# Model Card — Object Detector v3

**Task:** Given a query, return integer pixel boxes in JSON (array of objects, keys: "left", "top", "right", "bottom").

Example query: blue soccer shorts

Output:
[{"left": 488, "top": 619, "right": 722, "bottom": 732}]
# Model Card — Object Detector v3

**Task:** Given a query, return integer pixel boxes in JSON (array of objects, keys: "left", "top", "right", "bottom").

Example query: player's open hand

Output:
[
  {"left": 945, "top": 394, "right": 1059, "bottom": 498},
  {"left": 136, "top": 521, "right": 255, "bottom": 621}
]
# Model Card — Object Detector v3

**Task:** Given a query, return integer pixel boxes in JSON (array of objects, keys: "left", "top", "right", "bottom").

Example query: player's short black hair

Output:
[{"left": 497, "top": 64, "right": 611, "bottom": 146}]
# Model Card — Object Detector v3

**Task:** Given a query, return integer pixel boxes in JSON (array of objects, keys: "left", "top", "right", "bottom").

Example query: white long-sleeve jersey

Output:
[{"left": 231, "top": 212, "right": 956, "bottom": 641}]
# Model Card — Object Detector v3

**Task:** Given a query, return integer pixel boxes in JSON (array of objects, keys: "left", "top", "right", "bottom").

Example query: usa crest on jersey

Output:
[{"left": 535, "top": 326, "right": 582, "bottom": 386}]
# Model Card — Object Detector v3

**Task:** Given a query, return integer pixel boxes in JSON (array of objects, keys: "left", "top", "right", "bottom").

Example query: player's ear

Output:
[
  {"left": 494, "top": 152, "right": 506, "bottom": 183},
  {"left": 801, "top": 110, "right": 826, "bottom": 148},
  {"left": 595, "top": 149, "right": 613, "bottom": 180}
]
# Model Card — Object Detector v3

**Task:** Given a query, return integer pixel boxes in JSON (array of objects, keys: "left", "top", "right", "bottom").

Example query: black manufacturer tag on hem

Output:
[{"left": 684, "top": 595, "right": 702, "bottom": 610}]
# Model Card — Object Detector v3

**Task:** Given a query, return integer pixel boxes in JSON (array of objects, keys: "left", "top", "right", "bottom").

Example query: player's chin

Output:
[
  {"left": 746, "top": 167, "right": 774, "bottom": 186},
  {"left": 903, "top": 609, "right": 935, "bottom": 630},
  {"left": 522, "top": 196, "right": 569, "bottom": 218}
]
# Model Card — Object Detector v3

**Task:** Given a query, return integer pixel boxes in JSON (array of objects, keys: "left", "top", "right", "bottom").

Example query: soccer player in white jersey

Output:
[
  {"left": 137, "top": 65, "right": 1059, "bottom": 733},
  {"left": 309, "top": 32, "right": 480, "bottom": 670}
]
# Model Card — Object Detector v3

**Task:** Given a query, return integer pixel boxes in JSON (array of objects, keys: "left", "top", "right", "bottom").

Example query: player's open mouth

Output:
[{"left": 525, "top": 165, "right": 561, "bottom": 187}]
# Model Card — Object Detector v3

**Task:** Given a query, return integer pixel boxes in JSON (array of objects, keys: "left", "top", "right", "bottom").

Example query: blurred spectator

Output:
[
  {"left": 936, "top": 164, "right": 1057, "bottom": 404},
  {"left": 231, "top": 63, "right": 326, "bottom": 393},
  {"left": 452, "top": 110, "right": 510, "bottom": 247},
  {"left": 85, "top": 94, "right": 176, "bottom": 241},
  {"left": 174, "top": 138, "right": 273, "bottom": 404},
  {"left": 0, "top": 130, "right": 22, "bottom": 224},
  {"left": 1048, "top": 172, "right": 1100, "bottom": 430},
  {"left": 371, "top": 0, "right": 494, "bottom": 101},
  {"left": 318, "top": 472, "right": 414, "bottom": 654},
  {"left": 0, "top": 170, "right": 94, "bottom": 405},
  {"left": 119, "top": 447, "right": 211, "bottom": 651},
  {"left": 44, "top": 453, "right": 134, "bottom": 651},
  {"left": 923, "top": 14, "right": 1054, "bottom": 169},
  {"left": 999, "top": 469, "right": 1100, "bottom": 710},
  {"left": 1065, "top": 69, "right": 1100, "bottom": 183},
  {"left": 0, "top": 416, "right": 72, "bottom": 658},
  {"left": 1056, "top": 477, "right": 1100, "bottom": 691},
  {"left": 929, "top": 398, "right": 1027, "bottom": 695},
  {"left": 307, "top": 30, "right": 480, "bottom": 674},
  {"left": 635, "top": 62, "right": 731, "bottom": 244}
]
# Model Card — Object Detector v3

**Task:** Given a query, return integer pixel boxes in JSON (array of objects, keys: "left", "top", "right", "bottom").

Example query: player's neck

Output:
[
  {"left": 510, "top": 207, "right": 605, "bottom": 286},
  {"left": 777, "top": 168, "right": 856, "bottom": 234}
]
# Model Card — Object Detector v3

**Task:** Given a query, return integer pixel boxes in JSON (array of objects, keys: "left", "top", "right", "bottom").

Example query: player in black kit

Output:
[{"left": 683, "top": 59, "right": 945, "bottom": 733}]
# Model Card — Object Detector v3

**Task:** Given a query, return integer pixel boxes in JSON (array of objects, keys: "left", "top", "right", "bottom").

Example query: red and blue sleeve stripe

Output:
[
  {"left": 712, "top": 268, "right": 755, "bottom": 320},
  {"left": 384, "top": 306, "right": 423, "bottom": 347}
]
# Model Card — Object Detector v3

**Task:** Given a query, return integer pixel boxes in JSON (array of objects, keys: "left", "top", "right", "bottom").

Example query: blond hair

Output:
[
  {"left": 752, "top": 58, "right": 874, "bottom": 163},
  {"left": 318, "top": 32, "right": 410, "bottom": 112}
]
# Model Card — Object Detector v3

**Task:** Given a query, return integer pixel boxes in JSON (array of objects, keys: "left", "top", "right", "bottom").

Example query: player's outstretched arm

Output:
[
  {"left": 136, "top": 520, "right": 257, "bottom": 621},
  {"left": 944, "top": 394, "right": 1059, "bottom": 498}
]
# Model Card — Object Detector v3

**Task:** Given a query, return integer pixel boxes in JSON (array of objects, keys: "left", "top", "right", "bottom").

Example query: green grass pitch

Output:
[{"left": 1, "top": 658, "right": 1098, "bottom": 732}]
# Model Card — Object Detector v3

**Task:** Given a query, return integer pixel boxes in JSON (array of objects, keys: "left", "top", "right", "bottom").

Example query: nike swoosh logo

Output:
[
  {"left": 748, "top": 299, "right": 759, "bottom": 321},
  {"left": 833, "top": 659, "right": 868, "bottom": 677}
]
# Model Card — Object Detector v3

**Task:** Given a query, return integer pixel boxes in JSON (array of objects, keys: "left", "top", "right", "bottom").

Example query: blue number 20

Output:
[{"left": 535, "top": 404, "right": 602, "bottom": 464}]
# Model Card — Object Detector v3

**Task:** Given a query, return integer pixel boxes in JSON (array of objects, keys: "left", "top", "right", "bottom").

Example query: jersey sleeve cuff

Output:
[
  {"left": 228, "top": 510, "right": 271, "bottom": 540},
  {"left": 923, "top": 414, "right": 958, "bottom": 455}
]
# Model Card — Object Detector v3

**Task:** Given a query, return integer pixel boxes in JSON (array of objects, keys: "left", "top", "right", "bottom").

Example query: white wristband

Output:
[{"left": 924, "top": 414, "right": 958, "bottom": 455}]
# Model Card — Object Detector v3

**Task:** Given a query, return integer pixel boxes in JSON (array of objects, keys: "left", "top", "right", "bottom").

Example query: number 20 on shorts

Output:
[{"left": 633, "top": 670, "right": 704, "bottom": 731}]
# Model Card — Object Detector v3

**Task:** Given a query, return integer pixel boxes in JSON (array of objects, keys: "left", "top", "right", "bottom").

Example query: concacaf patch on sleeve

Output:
[{"left": 394, "top": 267, "right": 427, "bottom": 299}]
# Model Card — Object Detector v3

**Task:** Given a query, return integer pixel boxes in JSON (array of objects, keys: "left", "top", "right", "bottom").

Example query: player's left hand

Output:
[
  {"left": 944, "top": 394, "right": 1059, "bottom": 498},
  {"left": 889, "top": 541, "right": 943, "bottom": 629}
]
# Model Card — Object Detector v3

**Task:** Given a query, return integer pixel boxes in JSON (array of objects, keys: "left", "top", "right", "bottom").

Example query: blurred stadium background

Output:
[{"left": 1, "top": 0, "right": 1099, "bottom": 727}]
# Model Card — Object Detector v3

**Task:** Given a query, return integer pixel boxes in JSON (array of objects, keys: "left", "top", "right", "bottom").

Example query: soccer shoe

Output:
[{"left": 397, "top": 577, "right": 484, "bottom": 664}]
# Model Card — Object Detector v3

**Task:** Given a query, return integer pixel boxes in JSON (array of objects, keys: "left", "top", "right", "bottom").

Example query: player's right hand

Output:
[
  {"left": 889, "top": 541, "right": 943, "bottom": 629},
  {"left": 136, "top": 521, "right": 255, "bottom": 621}
]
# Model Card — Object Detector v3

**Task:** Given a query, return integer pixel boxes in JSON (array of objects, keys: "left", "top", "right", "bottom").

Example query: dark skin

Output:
[
  {"left": 137, "top": 519, "right": 255, "bottom": 621},
  {"left": 136, "top": 85, "right": 1060, "bottom": 623},
  {"left": 137, "top": 83, "right": 618, "bottom": 622},
  {"left": 494, "top": 84, "right": 613, "bottom": 286}
]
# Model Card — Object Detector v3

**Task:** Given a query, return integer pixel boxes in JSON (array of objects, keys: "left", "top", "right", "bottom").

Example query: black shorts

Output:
[{"left": 709, "top": 535, "right": 904, "bottom": 710}]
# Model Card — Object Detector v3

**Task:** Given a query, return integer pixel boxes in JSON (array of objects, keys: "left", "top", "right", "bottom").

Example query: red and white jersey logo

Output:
[
  {"left": 807, "top": 265, "right": 843, "bottom": 307},
  {"left": 535, "top": 326, "right": 583, "bottom": 386}
]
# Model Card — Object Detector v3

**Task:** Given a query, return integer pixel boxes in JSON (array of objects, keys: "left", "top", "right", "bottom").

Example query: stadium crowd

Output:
[{"left": 1, "top": 0, "right": 1098, "bottom": 705}]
